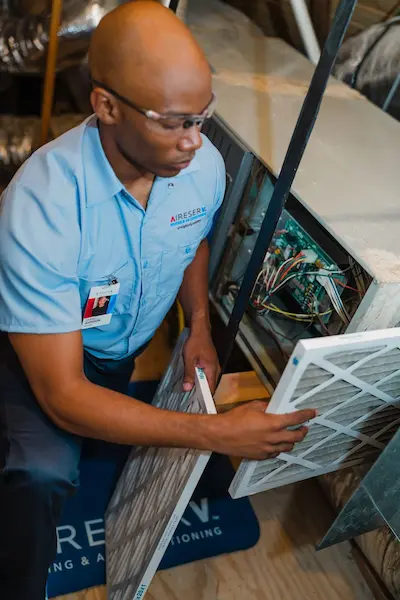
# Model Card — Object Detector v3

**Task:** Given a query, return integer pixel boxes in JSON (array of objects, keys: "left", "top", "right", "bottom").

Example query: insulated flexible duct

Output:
[
  {"left": 334, "top": 18, "right": 400, "bottom": 119},
  {"left": 0, "top": 115, "right": 39, "bottom": 181},
  {"left": 0, "top": 0, "right": 118, "bottom": 73},
  {"left": 0, "top": 113, "right": 85, "bottom": 182}
]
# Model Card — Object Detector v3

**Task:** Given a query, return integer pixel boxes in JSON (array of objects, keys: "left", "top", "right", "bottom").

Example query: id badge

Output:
[{"left": 82, "top": 281, "right": 120, "bottom": 330}]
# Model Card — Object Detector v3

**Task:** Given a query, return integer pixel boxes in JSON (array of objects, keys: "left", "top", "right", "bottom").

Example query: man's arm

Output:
[
  {"left": 179, "top": 239, "right": 211, "bottom": 330},
  {"left": 178, "top": 239, "right": 220, "bottom": 392},
  {"left": 9, "top": 331, "right": 316, "bottom": 460}
]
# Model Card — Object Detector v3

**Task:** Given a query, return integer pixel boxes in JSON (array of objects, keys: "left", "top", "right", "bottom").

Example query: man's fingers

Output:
[
  {"left": 202, "top": 364, "right": 218, "bottom": 394},
  {"left": 183, "top": 377, "right": 194, "bottom": 392},
  {"left": 267, "top": 442, "right": 294, "bottom": 454},
  {"left": 278, "top": 409, "right": 317, "bottom": 429},
  {"left": 183, "top": 363, "right": 195, "bottom": 392},
  {"left": 248, "top": 400, "right": 270, "bottom": 412},
  {"left": 269, "top": 426, "right": 308, "bottom": 444},
  {"left": 265, "top": 452, "right": 280, "bottom": 460}
]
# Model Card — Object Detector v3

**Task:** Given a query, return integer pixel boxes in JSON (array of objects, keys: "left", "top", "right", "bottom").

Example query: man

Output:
[{"left": 0, "top": 2, "right": 315, "bottom": 599}]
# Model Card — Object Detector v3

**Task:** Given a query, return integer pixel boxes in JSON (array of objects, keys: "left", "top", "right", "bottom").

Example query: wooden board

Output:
[
  {"left": 213, "top": 371, "right": 270, "bottom": 412},
  {"left": 331, "top": 0, "right": 397, "bottom": 34},
  {"left": 132, "top": 322, "right": 172, "bottom": 383},
  {"left": 55, "top": 478, "right": 375, "bottom": 600}
]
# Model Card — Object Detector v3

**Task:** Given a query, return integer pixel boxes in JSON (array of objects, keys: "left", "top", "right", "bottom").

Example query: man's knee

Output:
[{"left": 5, "top": 460, "right": 79, "bottom": 499}]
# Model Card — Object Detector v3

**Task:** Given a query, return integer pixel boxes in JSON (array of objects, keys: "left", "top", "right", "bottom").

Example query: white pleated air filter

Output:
[
  {"left": 106, "top": 331, "right": 215, "bottom": 600},
  {"left": 230, "top": 328, "right": 400, "bottom": 499}
]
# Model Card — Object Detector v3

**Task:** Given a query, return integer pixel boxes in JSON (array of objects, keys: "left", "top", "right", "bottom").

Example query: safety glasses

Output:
[{"left": 92, "top": 79, "right": 216, "bottom": 134}]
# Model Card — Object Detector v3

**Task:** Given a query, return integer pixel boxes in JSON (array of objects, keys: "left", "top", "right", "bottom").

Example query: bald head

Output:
[
  {"left": 89, "top": 1, "right": 211, "bottom": 112},
  {"left": 89, "top": 2, "right": 212, "bottom": 179}
]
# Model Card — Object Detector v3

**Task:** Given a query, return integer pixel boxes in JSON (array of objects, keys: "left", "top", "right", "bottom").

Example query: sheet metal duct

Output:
[{"left": 0, "top": 0, "right": 118, "bottom": 73}]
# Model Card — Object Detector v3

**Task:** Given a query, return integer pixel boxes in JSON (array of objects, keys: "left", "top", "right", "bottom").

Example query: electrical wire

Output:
[
  {"left": 250, "top": 256, "right": 354, "bottom": 325},
  {"left": 382, "top": 72, "right": 400, "bottom": 112},
  {"left": 333, "top": 278, "right": 362, "bottom": 294},
  {"left": 323, "top": 277, "right": 350, "bottom": 324},
  {"left": 262, "top": 310, "right": 316, "bottom": 343},
  {"left": 253, "top": 299, "right": 332, "bottom": 322},
  {"left": 252, "top": 269, "right": 267, "bottom": 300},
  {"left": 279, "top": 257, "right": 305, "bottom": 283},
  {"left": 349, "top": 255, "right": 366, "bottom": 294},
  {"left": 266, "top": 303, "right": 332, "bottom": 320},
  {"left": 269, "top": 255, "right": 301, "bottom": 291},
  {"left": 311, "top": 292, "right": 331, "bottom": 335},
  {"left": 268, "top": 268, "right": 349, "bottom": 296},
  {"left": 247, "top": 308, "right": 289, "bottom": 363},
  {"left": 239, "top": 250, "right": 362, "bottom": 332}
]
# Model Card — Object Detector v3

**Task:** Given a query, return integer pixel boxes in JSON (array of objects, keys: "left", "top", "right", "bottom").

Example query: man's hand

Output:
[
  {"left": 208, "top": 401, "right": 317, "bottom": 460},
  {"left": 10, "top": 333, "right": 315, "bottom": 457},
  {"left": 183, "top": 328, "right": 220, "bottom": 393}
]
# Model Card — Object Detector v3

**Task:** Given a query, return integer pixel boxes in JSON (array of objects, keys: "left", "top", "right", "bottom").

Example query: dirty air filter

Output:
[
  {"left": 230, "top": 328, "right": 400, "bottom": 499},
  {"left": 106, "top": 331, "right": 215, "bottom": 600}
]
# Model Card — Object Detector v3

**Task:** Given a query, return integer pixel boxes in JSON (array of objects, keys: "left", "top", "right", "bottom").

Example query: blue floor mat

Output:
[{"left": 47, "top": 381, "right": 260, "bottom": 598}]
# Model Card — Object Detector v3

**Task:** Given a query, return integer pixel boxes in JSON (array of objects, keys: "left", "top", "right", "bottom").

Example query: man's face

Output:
[
  {"left": 113, "top": 81, "right": 212, "bottom": 178},
  {"left": 98, "top": 296, "right": 107, "bottom": 308}
]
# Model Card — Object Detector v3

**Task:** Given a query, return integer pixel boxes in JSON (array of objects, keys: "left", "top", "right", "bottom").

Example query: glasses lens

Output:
[
  {"left": 146, "top": 117, "right": 205, "bottom": 134},
  {"left": 183, "top": 118, "right": 205, "bottom": 130},
  {"left": 144, "top": 117, "right": 181, "bottom": 134},
  {"left": 144, "top": 96, "right": 216, "bottom": 134}
]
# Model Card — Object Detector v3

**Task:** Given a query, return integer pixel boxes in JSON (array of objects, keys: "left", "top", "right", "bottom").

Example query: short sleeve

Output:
[
  {"left": 203, "top": 147, "right": 226, "bottom": 239},
  {"left": 0, "top": 155, "right": 82, "bottom": 334}
]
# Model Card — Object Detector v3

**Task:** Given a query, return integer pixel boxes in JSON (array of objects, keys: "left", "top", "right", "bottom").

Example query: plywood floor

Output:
[
  {"left": 54, "top": 320, "right": 376, "bottom": 600},
  {"left": 55, "top": 480, "right": 375, "bottom": 600}
]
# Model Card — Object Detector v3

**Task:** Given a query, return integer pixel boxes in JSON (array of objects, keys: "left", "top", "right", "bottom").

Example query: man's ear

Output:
[{"left": 90, "top": 88, "right": 120, "bottom": 125}]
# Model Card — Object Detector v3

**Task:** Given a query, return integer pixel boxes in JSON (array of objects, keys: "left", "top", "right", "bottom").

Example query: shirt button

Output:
[
  {"left": 142, "top": 299, "right": 147, "bottom": 306},
  {"left": 168, "top": 183, "right": 174, "bottom": 188},
  {"left": 143, "top": 261, "right": 148, "bottom": 269},
  {"left": 185, "top": 247, "right": 191, "bottom": 254}
]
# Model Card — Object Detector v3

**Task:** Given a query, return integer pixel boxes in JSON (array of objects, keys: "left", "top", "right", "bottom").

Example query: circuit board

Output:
[{"left": 267, "top": 210, "right": 346, "bottom": 320}]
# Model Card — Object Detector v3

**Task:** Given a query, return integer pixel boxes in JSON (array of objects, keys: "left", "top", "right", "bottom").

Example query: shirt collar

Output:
[
  {"left": 83, "top": 117, "right": 124, "bottom": 207},
  {"left": 83, "top": 116, "right": 201, "bottom": 207}
]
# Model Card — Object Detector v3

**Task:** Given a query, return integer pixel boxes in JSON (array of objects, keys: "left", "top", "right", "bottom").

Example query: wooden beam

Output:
[
  {"left": 40, "top": 0, "right": 63, "bottom": 146},
  {"left": 214, "top": 371, "right": 270, "bottom": 412},
  {"left": 310, "top": 0, "right": 332, "bottom": 46},
  {"left": 383, "top": 0, "right": 400, "bottom": 20}
]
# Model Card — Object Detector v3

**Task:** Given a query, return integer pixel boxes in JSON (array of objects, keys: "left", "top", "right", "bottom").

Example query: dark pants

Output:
[{"left": 0, "top": 334, "right": 144, "bottom": 600}]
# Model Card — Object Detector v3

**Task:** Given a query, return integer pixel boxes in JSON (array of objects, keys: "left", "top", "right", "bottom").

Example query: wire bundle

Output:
[{"left": 250, "top": 252, "right": 354, "bottom": 326}]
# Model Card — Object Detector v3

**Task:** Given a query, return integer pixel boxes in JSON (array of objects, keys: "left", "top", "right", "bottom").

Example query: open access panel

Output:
[
  {"left": 206, "top": 130, "right": 374, "bottom": 393},
  {"left": 194, "top": 19, "right": 400, "bottom": 498}
]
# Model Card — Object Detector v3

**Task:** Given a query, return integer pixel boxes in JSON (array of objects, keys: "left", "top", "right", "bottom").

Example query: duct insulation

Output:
[
  {"left": 0, "top": 113, "right": 86, "bottom": 183},
  {"left": 0, "top": 0, "right": 118, "bottom": 73},
  {"left": 0, "top": 0, "right": 190, "bottom": 73},
  {"left": 334, "top": 17, "right": 400, "bottom": 120}
]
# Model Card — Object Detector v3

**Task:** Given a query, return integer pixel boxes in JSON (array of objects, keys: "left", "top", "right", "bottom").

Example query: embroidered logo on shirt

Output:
[{"left": 170, "top": 207, "right": 207, "bottom": 230}]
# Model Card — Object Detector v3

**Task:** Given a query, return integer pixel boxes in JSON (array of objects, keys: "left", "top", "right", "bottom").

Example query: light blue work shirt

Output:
[{"left": 0, "top": 116, "right": 225, "bottom": 359}]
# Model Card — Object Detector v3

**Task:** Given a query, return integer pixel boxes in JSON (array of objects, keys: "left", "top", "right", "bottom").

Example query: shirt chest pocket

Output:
[
  {"left": 78, "top": 261, "right": 134, "bottom": 315},
  {"left": 157, "top": 238, "right": 202, "bottom": 299}
]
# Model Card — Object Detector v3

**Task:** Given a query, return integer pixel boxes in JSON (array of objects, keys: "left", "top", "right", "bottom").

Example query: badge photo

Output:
[{"left": 82, "top": 282, "right": 120, "bottom": 330}]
